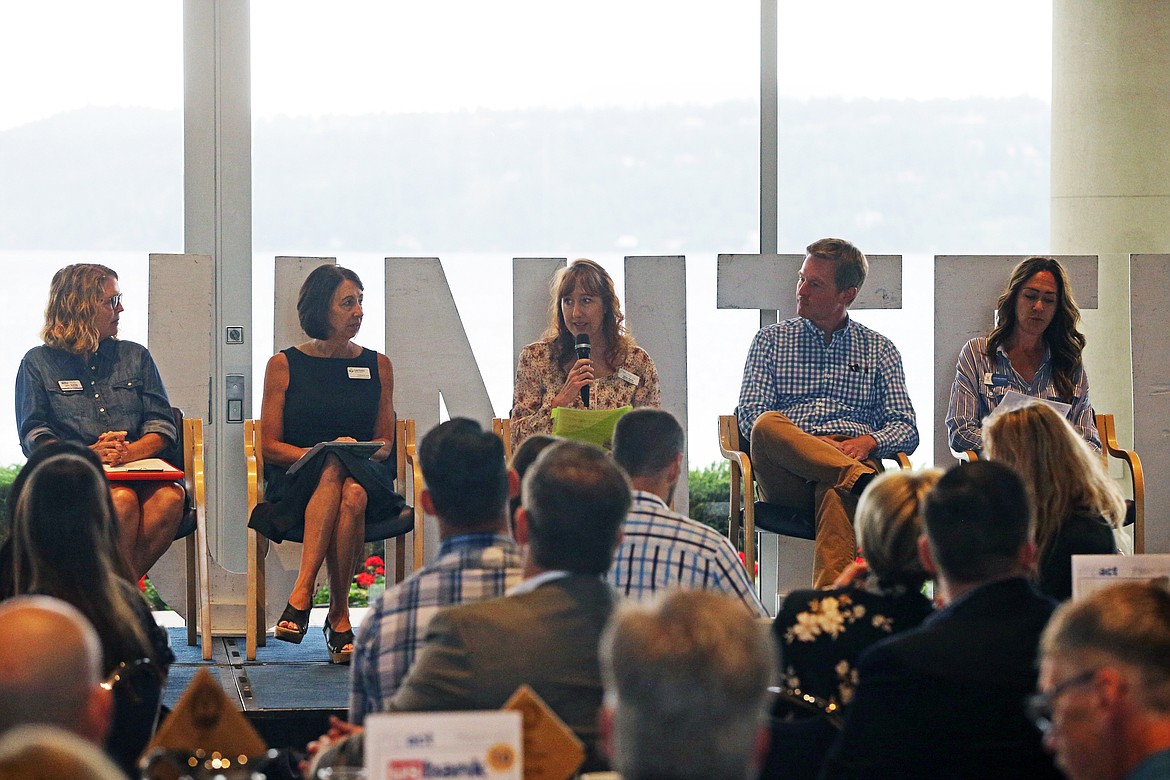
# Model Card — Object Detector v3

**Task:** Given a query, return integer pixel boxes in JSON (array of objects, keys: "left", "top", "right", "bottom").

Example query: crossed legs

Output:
[
  {"left": 279, "top": 454, "right": 367, "bottom": 651},
  {"left": 750, "top": 411, "right": 877, "bottom": 588},
  {"left": 110, "top": 481, "right": 186, "bottom": 580}
]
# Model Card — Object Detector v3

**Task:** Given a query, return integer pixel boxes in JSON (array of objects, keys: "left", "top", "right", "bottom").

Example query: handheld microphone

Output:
[{"left": 574, "top": 333, "right": 591, "bottom": 407}]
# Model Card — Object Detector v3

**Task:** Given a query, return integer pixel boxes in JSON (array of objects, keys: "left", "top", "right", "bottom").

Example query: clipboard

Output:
[
  {"left": 287, "top": 440, "right": 385, "bottom": 476},
  {"left": 104, "top": 458, "right": 184, "bottom": 482}
]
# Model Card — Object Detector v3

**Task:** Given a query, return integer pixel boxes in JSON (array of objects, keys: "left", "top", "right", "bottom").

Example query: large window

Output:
[{"left": 0, "top": 1, "right": 182, "bottom": 466}]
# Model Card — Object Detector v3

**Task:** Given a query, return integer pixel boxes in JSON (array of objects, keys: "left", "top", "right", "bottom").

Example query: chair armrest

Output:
[
  {"left": 397, "top": 418, "right": 426, "bottom": 570},
  {"left": 1096, "top": 413, "right": 1145, "bottom": 553},
  {"left": 244, "top": 419, "right": 264, "bottom": 512},
  {"left": 718, "top": 415, "right": 755, "bottom": 574}
]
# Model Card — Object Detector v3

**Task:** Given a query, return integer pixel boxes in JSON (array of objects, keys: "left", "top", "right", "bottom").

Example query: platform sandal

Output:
[
  {"left": 323, "top": 619, "right": 355, "bottom": 665},
  {"left": 273, "top": 602, "right": 311, "bottom": 644}
]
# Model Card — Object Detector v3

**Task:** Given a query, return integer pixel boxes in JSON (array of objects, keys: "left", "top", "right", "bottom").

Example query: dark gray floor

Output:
[{"left": 164, "top": 627, "right": 348, "bottom": 750}]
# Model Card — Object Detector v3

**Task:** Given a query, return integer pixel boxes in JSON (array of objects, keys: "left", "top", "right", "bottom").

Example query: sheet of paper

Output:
[
  {"left": 993, "top": 389, "right": 1072, "bottom": 419},
  {"left": 364, "top": 711, "right": 522, "bottom": 780},
  {"left": 550, "top": 406, "right": 631, "bottom": 449}
]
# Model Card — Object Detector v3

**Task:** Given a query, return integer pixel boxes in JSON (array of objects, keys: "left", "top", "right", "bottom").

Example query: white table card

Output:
[
  {"left": 1071, "top": 554, "right": 1170, "bottom": 601},
  {"left": 364, "top": 711, "right": 522, "bottom": 780}
]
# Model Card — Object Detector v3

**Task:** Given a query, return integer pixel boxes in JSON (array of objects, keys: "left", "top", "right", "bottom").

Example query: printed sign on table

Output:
[{"left": 364, "top": 711, "right": 522, "bottom": 780}]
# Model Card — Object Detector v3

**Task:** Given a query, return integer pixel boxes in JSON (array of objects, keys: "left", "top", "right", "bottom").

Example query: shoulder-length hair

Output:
[
  {"left": 2, "top": 442, "right": 155, "bottom": 672},
  {"left": 540, "top": 259, "right": 631, "bottom": 368},
  {"left": 41, "top": 264, "right": 118, "bottom": 355},
  {"left": 297, "top": 264, "right": 363, "bottom": 340},
  {"left": 855, "top": 468, "right": 942, "bottom": 588},
  {"left": 987, "top": 257, "right": 1085, "bottom": 403},
  {"left": 985, "top": 402, "right": 1125, "bottom": 564}
]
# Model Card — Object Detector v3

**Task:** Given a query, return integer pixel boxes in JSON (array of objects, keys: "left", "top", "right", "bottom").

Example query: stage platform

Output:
[{"left": 162, "top": 608, "right": 360, "bottom": 751}]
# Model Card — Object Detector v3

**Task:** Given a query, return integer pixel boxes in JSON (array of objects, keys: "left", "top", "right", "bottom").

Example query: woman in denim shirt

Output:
[{"left": 15, "top": 264, "right": 184, "bottom": 578}]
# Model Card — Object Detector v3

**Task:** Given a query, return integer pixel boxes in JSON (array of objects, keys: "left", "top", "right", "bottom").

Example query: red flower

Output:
[
  {"left": 365, "top": 555, "right": 385, "bottom": 569},
  {"left": 375, "top": 566, "right": 385, "bottom": 576},
  {"left": 737, "top": 552, "right": 760, "bottom": 577},
  {"left": 356, "top": 572, "right": 376, "bottom": 588},
  {"left": 138, "top": 576, "right": 147, "bottom": 592}
]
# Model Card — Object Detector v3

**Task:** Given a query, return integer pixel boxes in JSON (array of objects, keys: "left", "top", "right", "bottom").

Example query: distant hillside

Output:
[{"left": 0, "top": 98, "right": 1048, "bottom": 254}]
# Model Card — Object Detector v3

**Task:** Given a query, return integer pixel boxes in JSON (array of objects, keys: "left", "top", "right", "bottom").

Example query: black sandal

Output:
[
  {"left": 273, "top": 602, "right": 311, "bottom": 644},
  {"left": 323, "top": 619, "right": 355, "bottom": 665}
]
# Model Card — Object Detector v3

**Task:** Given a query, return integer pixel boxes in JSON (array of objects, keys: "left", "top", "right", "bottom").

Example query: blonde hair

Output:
[
  {"left": 855, "top": 469, "right": 942, "bottom": 587},
  {"left": 41, "top": 264, "right": 118, "bottom": 355},
  {"left": 985, "top": 402, "right": 1124, "bottom": 563}
]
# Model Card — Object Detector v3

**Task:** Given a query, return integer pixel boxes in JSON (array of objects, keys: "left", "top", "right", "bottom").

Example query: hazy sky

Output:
[{"left": 0, "top": 1, "right": 1051, "bottom": 131}]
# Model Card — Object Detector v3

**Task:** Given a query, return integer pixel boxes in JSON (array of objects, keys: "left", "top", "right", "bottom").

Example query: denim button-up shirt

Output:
[{"left": 15, "top": 338, "right": 176, "bottom": 456}]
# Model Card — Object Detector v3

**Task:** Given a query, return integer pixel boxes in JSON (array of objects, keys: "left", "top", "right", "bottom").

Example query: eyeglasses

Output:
[
  {"left": 1025, "top": 669, "right": 1097, "bottom": 734},
  {"left": 99, "top": 658, "right": 158, "bottom": 702},
  {"left": 105, "top": 294, "right": 123, "bottom": 309}
]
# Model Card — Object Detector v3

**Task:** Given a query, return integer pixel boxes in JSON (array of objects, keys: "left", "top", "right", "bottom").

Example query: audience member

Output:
[
  {"left": 391, "top": 440, "right": 631, "bottom": 772},
  {"left": 609, "top": 408, "right": 766, "bottom": 615},
  {"left": 0, "top": 725, "right": 125, "bottom": 780},
  {"left": 599, "top": 590, "right": 775, "bottom": 780},
  {"left": 1035, "top": 582, "right": 1170, "bottom": 780},
  {"left": 0, "top": 443, "right": 173, "bottom": 775},
  {"left": 0, "top": 596, "right": 112, "bottom": 743},
  {"left": 350, "top": 418, "right": 523, "bottom": 722},
  {"left": 510, "top": 258, "right": 660, "bottom": 450},
  {"left": 507, "top": 432, "right": 557, "bottom": 534},
  {"left": 986, "top": 401, "right": 1124, "bottom": 599},
  {"left": 775, "top": 469, "right": 939, "bottom": 710},
  {"left": 820, "top": 461, "right": 1061, "bottom": 779},
  {"left": 15, "top": 263, "right": 184, "bottom": 578},
  {"left": 248, "top": 264, "right": 409, "bottom": 663},
  {"left": 947, "top": 256, "right": 1099, "bottom": 454},
  {"left": 737, "top": 238, "right": 919, "bottom": 587}
]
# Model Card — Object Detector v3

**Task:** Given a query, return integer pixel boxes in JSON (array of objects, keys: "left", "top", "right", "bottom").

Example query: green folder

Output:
[{"left": 551, "top": 405, "right": 632, "bottom": 449}]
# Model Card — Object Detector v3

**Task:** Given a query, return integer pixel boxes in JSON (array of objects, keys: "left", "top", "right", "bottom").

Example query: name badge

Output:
[
  {"left": 58, "top": 380, "right": 83, "bottom": 392},
  {"left": 347, "top": 367, "right": 372, "bottom": 380},
  {"left": 617, "top": 368, "right": 640, "bottom": 386},
  {"left": 983, "top": 372, "right": 994, "bottom": 386}
]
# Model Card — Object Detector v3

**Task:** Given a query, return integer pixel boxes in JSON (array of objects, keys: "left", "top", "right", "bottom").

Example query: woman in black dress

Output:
[
  {"left": 248, "top": 265, "right": 407, "bottom": 663},
  {"left": 985, "top": 401, "right": 1124, "bottom": 600}
]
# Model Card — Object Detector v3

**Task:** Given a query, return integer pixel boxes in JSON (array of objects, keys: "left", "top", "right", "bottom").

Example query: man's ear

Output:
[
  {"left": 84, "top": 684, "right": 114, "bottom": 744},
  {"left": 1017, "top": 539, "right": 1038, "bottom": 575},
  {"left": 506, "top": 468, "right": 520, "bottom": 501},
  {"left": 420, "top": 488, "right": 437, "bottom": 516},
  {"left": 917, "top": 535, "right": 938, "bottom": 576},
  {"left": 840, "top": 285, "right": 859, "bottom": 308},
  {"left": 515, "top": 506, "right": 531, "bottom": 547},
  {"left": 668, "top": 452, "right": 683, "bottom": 483}
]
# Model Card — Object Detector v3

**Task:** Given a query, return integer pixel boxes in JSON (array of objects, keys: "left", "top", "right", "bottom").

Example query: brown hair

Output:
[
  {"left": 987, "top": 257, "right": 1085, "bottom": 403},
  {"left": 541, "top": 259, "right": 631, "bottom": 368},
  {"left": 807, "top": 237, "right": 868, "bottom": 291},
  {"left": 41, "top": 264, "right": 118, "bottom": 355}
]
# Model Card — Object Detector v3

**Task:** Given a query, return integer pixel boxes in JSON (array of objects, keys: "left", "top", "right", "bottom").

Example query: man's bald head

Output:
[{"left": 0, "top": 596, "right": 111, "bottom": 743}]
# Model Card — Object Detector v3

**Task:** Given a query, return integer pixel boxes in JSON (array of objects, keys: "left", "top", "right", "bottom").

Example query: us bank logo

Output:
[{"left": 386, "top": 759, "right": 488, "bottom": 779}]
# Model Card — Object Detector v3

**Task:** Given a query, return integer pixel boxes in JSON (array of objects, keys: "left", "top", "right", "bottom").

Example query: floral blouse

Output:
[
  {"left": 510, "top": 339, "right": 661, "bottom": 450},
  {"left": 773, "top": 582, "right": 932, "bottom": 708}
]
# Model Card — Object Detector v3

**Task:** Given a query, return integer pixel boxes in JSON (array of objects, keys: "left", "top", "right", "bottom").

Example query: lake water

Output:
[{"left": 0, "top": 250, "right": 937, "bottom": 469}]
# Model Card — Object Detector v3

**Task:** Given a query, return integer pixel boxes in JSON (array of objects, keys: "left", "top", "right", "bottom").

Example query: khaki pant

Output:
[{"left": 749, "top": 411, "right": 877, "bottom": 588}]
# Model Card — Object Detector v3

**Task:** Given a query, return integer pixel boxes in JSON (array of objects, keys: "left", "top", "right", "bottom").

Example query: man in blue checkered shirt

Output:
[
  {"left": 737, "top": 238, "right": 919, "bottom": 588},
  {"left": 348, "top": 418, "right": 523, "bottom": 724},
  {"left": 609, "top": 409, "right": 768, "bottom": 616}
]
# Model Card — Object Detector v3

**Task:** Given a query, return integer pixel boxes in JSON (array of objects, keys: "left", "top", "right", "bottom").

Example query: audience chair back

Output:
[
  {"left": 492, "top": 417, "right": 513, "bottom": 461},
  {"left": 243, "top": 418, "right": 426, "bottom": 660}
]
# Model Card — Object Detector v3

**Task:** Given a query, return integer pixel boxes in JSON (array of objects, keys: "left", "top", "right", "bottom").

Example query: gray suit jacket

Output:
[{"left": 390, "top": 573, "right": 616, "bottom": 770}]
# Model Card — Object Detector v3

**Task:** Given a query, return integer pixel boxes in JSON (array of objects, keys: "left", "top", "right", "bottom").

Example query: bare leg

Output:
[
  {"left": 137, "top": 482, "right": 186, "bottom": 577},
  {"left": 279, "top": 454, "right": 347, "bottom": 631},
  {"left": 324, "top": 477, "right": 367, "bottom": 647},
  {"left": 110, "top": 485, "right": 142, "bottom": 577}
]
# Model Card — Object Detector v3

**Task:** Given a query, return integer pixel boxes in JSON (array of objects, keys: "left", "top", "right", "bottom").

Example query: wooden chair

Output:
[
  {"left": 492, "top": 417, "right": 513, "bottom": 461},
  {"left": 164, "top": 408, "right": 213, "bottom": 660},
  {"left": 718, "top": 413, "right": 911, "bottom": 576},
  {"left": 958, "top": 412, "right": 1145, "bottom": 553},
  {"left": 243, "top": 418, "right": 426, "bottom": 660}
]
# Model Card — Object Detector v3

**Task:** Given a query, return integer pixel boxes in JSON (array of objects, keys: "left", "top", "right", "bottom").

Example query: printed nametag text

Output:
[
  {"left": 58, "top": 380, "right": 84, "bottom": 392},
  {"left": 617, "top": 368, "right": 640, "bottom": 386},
  {"left": 347, "top": 367, "right": 372, "bottom": 380}
]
